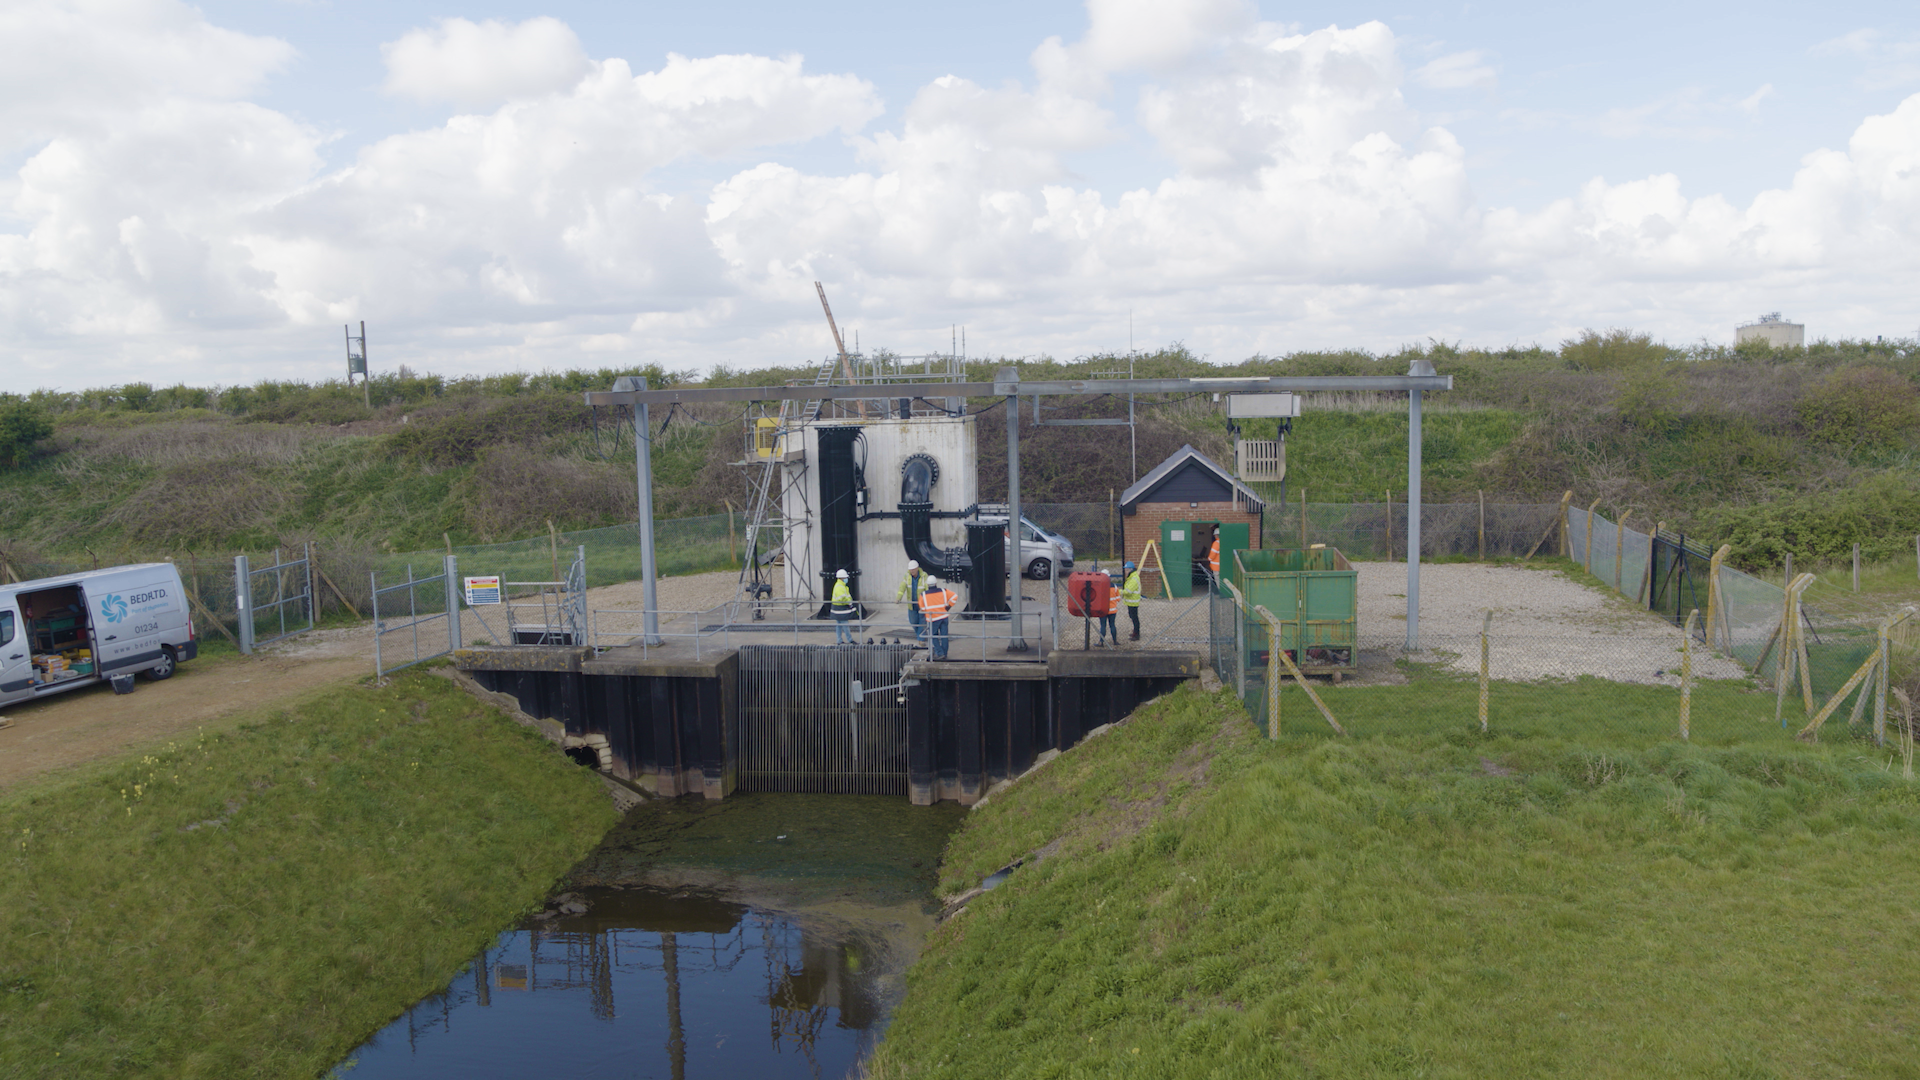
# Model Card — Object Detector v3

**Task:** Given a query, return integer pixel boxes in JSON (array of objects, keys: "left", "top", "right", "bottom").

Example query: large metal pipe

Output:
[
  {"left": 898, "top": 454, "right": 971, "bottom": 577},
  {"left": 815, "top": 426, "right": 865, "bottom": 617}
]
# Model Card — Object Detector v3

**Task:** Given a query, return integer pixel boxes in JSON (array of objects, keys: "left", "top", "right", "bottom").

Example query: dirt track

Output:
[
  {"left": 0, "top": 571, "right": 758, "bottom": 791},
  {"left": 0, "top": 625, "right": 378, "bottom": 789}
]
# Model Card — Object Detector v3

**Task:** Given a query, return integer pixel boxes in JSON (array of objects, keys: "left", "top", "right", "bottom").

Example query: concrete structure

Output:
[
  {"left": 1119, "top": 445, "right": 1265, "bottom": 598},
  {"left": 779, "top": 413, "right": 979, "bottom": 607},
  {"left": 1737, "top": 313, "right": 1805, "bottom": 348}
]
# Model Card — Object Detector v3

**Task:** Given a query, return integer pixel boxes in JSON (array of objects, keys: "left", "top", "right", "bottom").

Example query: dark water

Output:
[{"left": 334, "top": 794, "right": 965, "bottom": 1080}]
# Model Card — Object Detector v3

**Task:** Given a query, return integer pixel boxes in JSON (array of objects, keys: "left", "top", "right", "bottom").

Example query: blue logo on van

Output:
[{"left": 100, "top": 594, "right": 129, "bottom": 623}]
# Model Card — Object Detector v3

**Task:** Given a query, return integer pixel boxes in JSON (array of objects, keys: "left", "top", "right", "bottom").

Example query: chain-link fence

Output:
[
  {"left": 1191, "top": 501, "right": 1920, "bottom": 751},
  {"left": 0, "top": 513, "right": 746, "bottom": 650}
]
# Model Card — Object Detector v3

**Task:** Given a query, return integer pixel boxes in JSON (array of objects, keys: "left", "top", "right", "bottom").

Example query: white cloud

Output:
[
  {"left": 0, "top": 0, "right": 292, "bottom": 153},
  {"left": 1812, "top": 28, "right": 1920, "bottom": 89},
  {"left": 1413, "top": 50, "right": 1496, "bottom": 91},
  {"left": 1738, "top": 83, "right": 1774, "bottom": 113},
  {"left": 382, "top": 17, "right": 592, "bottom": 109},
  {"left": 7, "top": 1, "right": 1920, "bottom": 391}
]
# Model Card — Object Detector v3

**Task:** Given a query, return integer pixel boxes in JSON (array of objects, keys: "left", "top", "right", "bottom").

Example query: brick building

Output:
[{"left": 1119, "top": 445, "right": 1265, "bottom": 598}]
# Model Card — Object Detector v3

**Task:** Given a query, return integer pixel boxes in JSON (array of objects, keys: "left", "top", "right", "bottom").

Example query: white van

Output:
[{"left": 0, "top": 563, "right": 198, "bottom": 709}]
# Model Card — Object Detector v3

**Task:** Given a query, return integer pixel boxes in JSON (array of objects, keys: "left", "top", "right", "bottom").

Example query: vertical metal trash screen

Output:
[
  {"left": 735, "top": 644, "right": 914, "bottom": 794},
  {"left": 233, "top": 543, "right": 316, "bottom": 655},
  {"left": 372, "top": 555, "right": 462, "bottom": 676}
]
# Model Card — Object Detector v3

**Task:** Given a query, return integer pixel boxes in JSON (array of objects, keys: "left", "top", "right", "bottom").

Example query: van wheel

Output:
[
  {"left": 147, "top": 648, "right": 176, "bottom": 681},
  {"left": 1028, "top": 557, "right": 1051, "bottom": 580}
]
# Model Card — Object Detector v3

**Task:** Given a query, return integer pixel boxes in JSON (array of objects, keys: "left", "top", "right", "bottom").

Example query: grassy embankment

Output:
[
  {"left": 871, "top": 679, "right": 1920, "bottom": 1079},
  {"left": 0, "top": 669, "right": 617, "bottom": 1079}
]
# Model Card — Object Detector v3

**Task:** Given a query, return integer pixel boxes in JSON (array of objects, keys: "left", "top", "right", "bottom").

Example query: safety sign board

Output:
[{"left": 463, "top": 576, "right": 502, "bottom": 605}]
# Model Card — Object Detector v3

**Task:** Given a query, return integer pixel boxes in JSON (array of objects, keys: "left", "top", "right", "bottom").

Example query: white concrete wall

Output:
[{"left": 781, "top": 414, "right": 979, "bottom": 608}]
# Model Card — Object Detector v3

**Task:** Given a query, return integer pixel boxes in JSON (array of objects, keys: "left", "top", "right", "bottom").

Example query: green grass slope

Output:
[
  {"left": 0, "top": 670, "right": 617, "bottom": 1079},
  {"left": 872, "top": 683, "right": 1920, "bottom": 1079}
]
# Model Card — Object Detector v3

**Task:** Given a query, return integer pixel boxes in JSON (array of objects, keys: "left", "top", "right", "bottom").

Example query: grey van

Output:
[{"left": 0, "top": 562, "right": 198, "bottom": 709}]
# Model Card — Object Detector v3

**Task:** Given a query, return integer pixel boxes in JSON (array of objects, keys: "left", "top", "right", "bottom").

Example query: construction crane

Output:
[{"left": 814, "top": 281, "right": 857, "bottom": 386}]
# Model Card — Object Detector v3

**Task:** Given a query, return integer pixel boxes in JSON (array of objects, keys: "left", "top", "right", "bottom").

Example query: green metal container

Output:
[{"left": 1235, "top": 548, "right": 1358, "bottom": 674}]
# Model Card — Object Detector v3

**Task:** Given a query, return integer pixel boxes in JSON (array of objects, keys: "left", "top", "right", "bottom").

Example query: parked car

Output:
[
  {"left": 1, "top": 562, "right": 198, "bottom": 709},
  {"left": 1009, "top": 517, "right": 1075, "bottom": 579}
]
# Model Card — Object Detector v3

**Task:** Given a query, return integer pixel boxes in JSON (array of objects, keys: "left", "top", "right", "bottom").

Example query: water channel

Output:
[{"left": 333, "top": 793, "right": 966, "bottom": 1079}]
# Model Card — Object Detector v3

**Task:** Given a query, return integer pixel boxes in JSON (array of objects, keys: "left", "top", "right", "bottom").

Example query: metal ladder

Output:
[{"left": 735, "top": 353, "right": 839, "bottom": 604}]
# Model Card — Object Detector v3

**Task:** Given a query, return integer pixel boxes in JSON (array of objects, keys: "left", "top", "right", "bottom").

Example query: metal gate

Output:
[
  {"left": 372, "top": 555, "right": 462, "bottom": 675},
  {"left": 1649, "top": 529, "right": 1711, "bottom": 635},
  {"left": 234, "top": 544, "right": 314, "bottom": 654},
  {"left": 506, "top": 547, "right": 587, "bottom": 646},
  {"left": 735, "top": 644, "right": 914, "bottom": 794}
]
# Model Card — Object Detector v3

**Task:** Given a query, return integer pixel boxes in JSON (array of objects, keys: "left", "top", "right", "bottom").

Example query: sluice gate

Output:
[
  {"left": 459, "top": 644, "right": 1197, "bottom": 805},
  {"left": 737, "top": 645, "right": 914, "bottom": 795}
]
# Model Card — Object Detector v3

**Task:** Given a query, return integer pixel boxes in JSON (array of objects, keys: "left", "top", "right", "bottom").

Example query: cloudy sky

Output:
[{"left": 5, "top": 0, "right": 1919, "bottom": 391}]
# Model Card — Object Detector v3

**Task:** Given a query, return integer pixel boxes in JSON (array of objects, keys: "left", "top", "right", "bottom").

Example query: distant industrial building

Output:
[{"left": 1737, "top": 312, "right": 1805, "bottom": 347}]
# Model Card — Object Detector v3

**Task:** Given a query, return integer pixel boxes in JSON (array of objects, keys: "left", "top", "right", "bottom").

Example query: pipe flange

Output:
[{"left": 901, "top": 452, "right": 939, "bottom": 486}]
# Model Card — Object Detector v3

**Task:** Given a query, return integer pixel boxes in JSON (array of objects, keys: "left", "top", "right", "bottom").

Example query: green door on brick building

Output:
[{"left": 1159, "top": 520, "right": 1250, "bottom": 598}]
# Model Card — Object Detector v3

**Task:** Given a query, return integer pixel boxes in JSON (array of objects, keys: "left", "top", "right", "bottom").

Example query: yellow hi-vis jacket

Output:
[
  {"left": 1121, "top": 570, "right": 1143, "bottom": 606},
  {"left": 831, "top": 580, "right": 855, "bottom": 615},
  {"left": 896, "top": 570, "right": 925, "bottom": 604},
  {"left": 918, "top": 586, "right": 954, "bottom": 621}
]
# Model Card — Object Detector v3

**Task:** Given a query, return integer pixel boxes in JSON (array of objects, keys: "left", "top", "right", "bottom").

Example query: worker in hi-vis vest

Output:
[
  {"left": 1121, "top": 561, "right": 1143, "bottom": 641},
  {"left": 1208, "top": 533, "right": 1222, "bottom": 589},
  {"left": 1098, "top": 570, "right": 1121, "bottom": 646},
  {"left": 918, "top": 576, "right": 954, "bottom": 660},
  {"left": 896, "top": 560, "right": 927, "bottom": 643},
  {"left": 831, "top": 568, "right": 856, "bottom": 644}
]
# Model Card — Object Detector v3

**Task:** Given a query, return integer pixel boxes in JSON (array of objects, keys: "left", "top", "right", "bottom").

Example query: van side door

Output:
[
  {"left": 90, "top": 576, "right": 182, "bottom": 674},
  {"left": 0, "top": 598, "right": 30, "bottom": 705}
]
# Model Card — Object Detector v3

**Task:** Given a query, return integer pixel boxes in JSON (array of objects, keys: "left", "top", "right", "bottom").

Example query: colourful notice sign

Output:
[{"left": 463, "top": 576, "right": 502, "bottom": 605}]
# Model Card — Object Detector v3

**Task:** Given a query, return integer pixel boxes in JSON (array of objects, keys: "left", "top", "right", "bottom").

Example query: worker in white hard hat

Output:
[
  {"left": 831, "top": 568, "right": 857, "bottom": 644},
  {"left": 896, "top": 559, "right": 928, "bottom": 644},
  {"left": 917, "top": 574, "right": 954, "bottom": 660}
]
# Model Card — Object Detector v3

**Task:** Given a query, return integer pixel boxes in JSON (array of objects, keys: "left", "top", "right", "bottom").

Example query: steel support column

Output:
[
  {"left": 1001, "top": 368, "right": 1027, "bottom": 652},
  {"left": 1406, "top": 361, "right": 1430, "bottom": 651},
  {"left": 616, "top": 375, "right": 662, "bottom": 645}
]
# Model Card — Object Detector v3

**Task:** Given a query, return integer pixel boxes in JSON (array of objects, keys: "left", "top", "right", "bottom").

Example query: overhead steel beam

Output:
[{"left": 584, "top": 374, "right": 1452, "bottom": 407}]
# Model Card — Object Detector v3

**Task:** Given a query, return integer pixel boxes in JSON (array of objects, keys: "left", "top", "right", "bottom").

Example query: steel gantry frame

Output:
[{"left": 588, "top": 367, "right": 1453, "bottom": 653}]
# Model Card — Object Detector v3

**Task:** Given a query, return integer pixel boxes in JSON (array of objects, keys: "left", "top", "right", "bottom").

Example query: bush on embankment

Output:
[
  {"left": 870, "top": 682, "right": 1920, "bottom": 1079},
  {"left": 0, "top": 670, "right": 617, "bottom": 1079}
]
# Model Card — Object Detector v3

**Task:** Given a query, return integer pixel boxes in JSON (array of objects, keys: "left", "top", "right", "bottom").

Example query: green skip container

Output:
[{"left": 1234, "top": 548, "right": 1358, "bottom": 678}]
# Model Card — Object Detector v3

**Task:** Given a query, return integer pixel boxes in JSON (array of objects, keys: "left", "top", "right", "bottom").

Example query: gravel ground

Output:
[
  {"left": 1353, "top": 561, "right": 1748, "bottom": 685},
  {"left": 561, "top": 562, "right": 1738, "bottom": 686}
]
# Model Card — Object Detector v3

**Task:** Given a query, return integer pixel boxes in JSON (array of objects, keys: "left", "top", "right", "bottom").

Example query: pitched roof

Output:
[{"left": 1119, "top": 444, "right": 1266, "bottom": 512}]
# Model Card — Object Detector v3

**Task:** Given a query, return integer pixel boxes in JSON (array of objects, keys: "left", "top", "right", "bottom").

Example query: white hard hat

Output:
[
  {"left": 907, "top": 560, "right": 919, "bottom": 571},
  {"left": 836, "top": 569, "right": 849, "bottom": 579}
]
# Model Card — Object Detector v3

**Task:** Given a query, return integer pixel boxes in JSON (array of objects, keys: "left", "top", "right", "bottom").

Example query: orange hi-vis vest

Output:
[
  {"left": 1208, "top": 536, "right": 1221, "bottom": 574},
  {"left": 1104, "top": 583, "right": 1121, "bottom": 616},
  {"left": 918, "top": 586, "right": 954, "bottom": 621}
]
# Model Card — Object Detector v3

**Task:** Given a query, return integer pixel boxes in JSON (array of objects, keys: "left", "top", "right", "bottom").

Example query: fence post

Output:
[
  {"left": 1584, "top": 498, "right": 1600, "bottom": 574},
  {"left": 1680, "top": 609, "right": 1697, "bottom": 741},
  {"left": 1853, "top": 543, "right": 1861, "bottom": 592},
  {"left": 234, "top": 554, "right": 252, "bottom": 655},
  {"left": 1266, "top": 608, "right": 1280, "bottom": 740},
  {"left": 444, "top": 554, "right": 461, "bottom": 655},
  {"left": 1478, "top": 610, "right": 1491, "bottom": 733},
  {"left": 1876, "top": 611, "right": 1913, "bottom": 747},
  {"left": 1615, "top": 512, "right": 1628, "bottom": 593},
  {"left": 1477, "top": 490, "right": 1485, "bottom": 562},
  {"left": 1705, "top": 545, "right": 1728, "bottom": 651}
]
